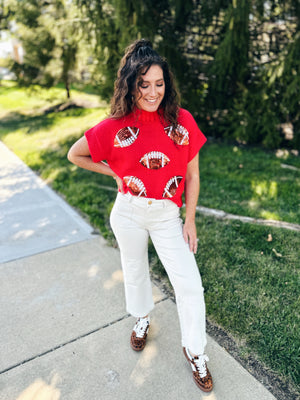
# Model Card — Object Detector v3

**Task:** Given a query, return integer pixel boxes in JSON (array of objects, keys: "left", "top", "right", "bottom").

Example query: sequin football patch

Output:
[
  {"left": 114, "top": 127, "right": 139, "bottom": 148},
  {"left": 140, "top": 151, "right": 170, "bottom": 169},
  {"left": 164, "top": 125, "right": 189, "bottom": 145},
  {"left": 162, "top": 176, "right": 183, "bottom": 198},
  {"left": 123, "top": 176, "right": 147, "bottom": 197}
]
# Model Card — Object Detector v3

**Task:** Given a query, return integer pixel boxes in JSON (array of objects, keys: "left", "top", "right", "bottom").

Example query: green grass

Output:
[
  {"left": 1, "top": 82, "right": 299, "bottom": 225},
  {"left": 196, "top": 216, "right": 299, "bottom": 386},
  {"left": 151, "top": 214, "right": 299, "bottom": 387},
  {"left": 0, "top": 82, "right": 299, "bottom": 392},
  {"left": 199, "top": 142, "right": 300, "bottom": 224},
  {"left": 0, "top": 81, "right": 103, "bottom": 113}
]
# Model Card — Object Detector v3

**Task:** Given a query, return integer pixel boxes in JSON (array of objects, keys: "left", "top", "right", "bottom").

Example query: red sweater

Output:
[{"left": 85, "top": 108, "right": 207, "bottom": 207}]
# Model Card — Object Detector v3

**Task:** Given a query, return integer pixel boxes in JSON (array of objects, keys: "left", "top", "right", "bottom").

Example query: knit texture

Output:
[{"left": 85, "top": 108, "right": 206, "bottom": 207}]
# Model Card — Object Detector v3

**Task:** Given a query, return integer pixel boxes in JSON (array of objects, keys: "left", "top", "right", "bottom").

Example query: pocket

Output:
[
  {"left": 110, "top": 195, "right": 134, "bottom": 230},
  {"left": 164, "top": 201, "right": 180, "bottom": 219}
]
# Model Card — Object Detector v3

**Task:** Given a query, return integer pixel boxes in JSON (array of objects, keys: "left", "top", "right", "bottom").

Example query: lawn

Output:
[
  {"left": 1, "top": 83, "right": 299, "bottom": 225},
  {"left": 154, "top": 215, "right": 299, "bottom": 389},
  {"left": 0, "top": 82, "right": 299, "bottom": 395},
  {"left": 199, "top": 143, "right": 300, "bottom": 224}
]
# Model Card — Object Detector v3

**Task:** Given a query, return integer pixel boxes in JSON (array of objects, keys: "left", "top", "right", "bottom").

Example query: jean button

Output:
[{"left": 148, "top": 200, "right": 152, "bottom": 205}]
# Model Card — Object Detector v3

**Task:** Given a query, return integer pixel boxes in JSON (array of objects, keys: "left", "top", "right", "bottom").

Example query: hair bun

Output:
[
  {"left": 132, "top": 39, "right": 154, "bottom": 61},
  {"left": 124, "top": 39, "right": 154, "bottom": 62},
  {"left": 133, "top": 39, "right": 153, "bottom": 50}
]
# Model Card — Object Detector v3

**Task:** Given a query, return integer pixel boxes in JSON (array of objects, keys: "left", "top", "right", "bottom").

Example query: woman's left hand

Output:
[{"left": 183, "top": 219, "right": 198, "bottom": 254}]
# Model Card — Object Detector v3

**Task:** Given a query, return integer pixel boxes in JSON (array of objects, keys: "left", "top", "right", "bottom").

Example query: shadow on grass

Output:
[
  {"left": 27, "top": 134, "right": 118, "bottom": 243},
  {"left": 0, "top": 107, "right": 94, "bottom": 137},
  {"left": 0, "top": 111, "right": 57, "bottom": 135},
  {"left": 200, "top": 142, "right": 300, "bottom": 224}
]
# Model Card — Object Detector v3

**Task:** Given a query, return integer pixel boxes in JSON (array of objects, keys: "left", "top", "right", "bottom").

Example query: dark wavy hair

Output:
[{"left": 110, "top": 39, "right": 180, "bottom": 126}]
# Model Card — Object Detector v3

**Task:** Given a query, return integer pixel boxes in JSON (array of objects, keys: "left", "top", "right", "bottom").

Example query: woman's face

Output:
[{"left": 134, "top": 64, "right": 165, "bottom": 112}]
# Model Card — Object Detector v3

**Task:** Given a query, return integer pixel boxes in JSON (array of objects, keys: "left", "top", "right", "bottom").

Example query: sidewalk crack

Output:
[
  {"left": 0, "top": 314, "right": 131, "bottom": 375},
  {"left": 0, "top": 298, "right": 170, "bottom": 375}
]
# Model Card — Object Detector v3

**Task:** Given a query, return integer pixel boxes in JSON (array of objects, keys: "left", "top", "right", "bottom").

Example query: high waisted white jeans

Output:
[{"left": 110, "top": 192, "right": 207, "bottom": 355}]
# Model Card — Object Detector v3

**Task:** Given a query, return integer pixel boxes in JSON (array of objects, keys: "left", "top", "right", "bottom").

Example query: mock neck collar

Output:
[{"left": 133, "top": 107, "right": 163, "bottom": 122}]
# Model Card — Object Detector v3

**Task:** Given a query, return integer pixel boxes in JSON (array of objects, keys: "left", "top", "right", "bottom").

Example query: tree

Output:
[
  {"left": 183, "top": 0, "right": 299, "bottom": 149},
  {"left": 11, "top": 0, "right": 83, "bottom": 99},
  {"left": 4, "top": 0, "right": 299, "bottom": 148},
  {"left": 76, "top": 0, "right": 198, "bottom": 105},
  {"left": 208, "top": 0, "right": 251, "bottom": 108},
  {"left": 0, "top": 0, "right": 15, "bottom": 30}
]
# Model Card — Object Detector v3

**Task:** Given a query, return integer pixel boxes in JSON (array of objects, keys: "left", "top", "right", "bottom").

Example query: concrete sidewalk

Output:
[{"left": 0, "top": 141, "right": 277, "bottom": 399}]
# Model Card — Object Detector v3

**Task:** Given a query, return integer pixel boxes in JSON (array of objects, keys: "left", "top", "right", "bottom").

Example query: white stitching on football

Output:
[
  {"left": 140, "top": 151, "right": 170, "bottom": 169},
  {"left": 123, "top": 176, "right": 147, "bottom": 197},
  {"left": 162, "top": 176, "right": 183, "bottom": 198},
  {"left": 164, "top": 124, "right": 189, "bottom": 145},
  {"left": 114, "top": 127, "right": 140, "bottom": 148}
]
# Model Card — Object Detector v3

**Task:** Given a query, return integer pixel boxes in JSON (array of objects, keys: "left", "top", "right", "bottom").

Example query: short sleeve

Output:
[
  {"left": 84, "top": 118, "right": 113, "bottom": 163},
  {"left": 178, "top": 109, "right": 207, "bottom": 162}
]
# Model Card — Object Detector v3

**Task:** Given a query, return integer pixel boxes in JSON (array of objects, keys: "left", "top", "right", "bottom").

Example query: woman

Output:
[{"left": 68, "top": 39, "right": 213, "bottom": 392}]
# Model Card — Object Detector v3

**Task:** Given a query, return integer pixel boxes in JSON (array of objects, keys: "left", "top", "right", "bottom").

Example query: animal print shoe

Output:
[
  {"left": 183, "top": 347, "right": 213, "bottom": 392},
  {"left": 130, "top": 316, "right": 150, "bottom": 351}
]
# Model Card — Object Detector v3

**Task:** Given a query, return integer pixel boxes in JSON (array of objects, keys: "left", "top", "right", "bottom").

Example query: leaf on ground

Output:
[{"left": 272, "top": 248, "right": 282, "bottom": 257}]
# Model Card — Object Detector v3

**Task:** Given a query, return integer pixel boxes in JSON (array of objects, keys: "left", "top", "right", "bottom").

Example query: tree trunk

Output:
[{"left": 65, "top": 77, "right": 70, "bottom": 99}]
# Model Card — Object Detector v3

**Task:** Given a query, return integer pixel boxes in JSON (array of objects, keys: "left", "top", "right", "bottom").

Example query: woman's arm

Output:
[
  {"left": 183, "top": 153, "right": 200, "bottom": 254},
  {"left": 67, "top": 136, "right": 124, "bottom": 192}
]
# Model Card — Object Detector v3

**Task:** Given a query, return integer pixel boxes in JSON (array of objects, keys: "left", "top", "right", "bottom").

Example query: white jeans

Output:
[{"left": 110, "top": 192, "right": 207, "bottom": 355}]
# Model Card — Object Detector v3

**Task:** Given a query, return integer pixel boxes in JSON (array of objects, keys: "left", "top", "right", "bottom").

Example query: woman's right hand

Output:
[
  {"left": 114, "top": 175, "right": 125, "bottom": 194},
  {"left": 68, "top": 137, "right": 125, "bottom": 192}
]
